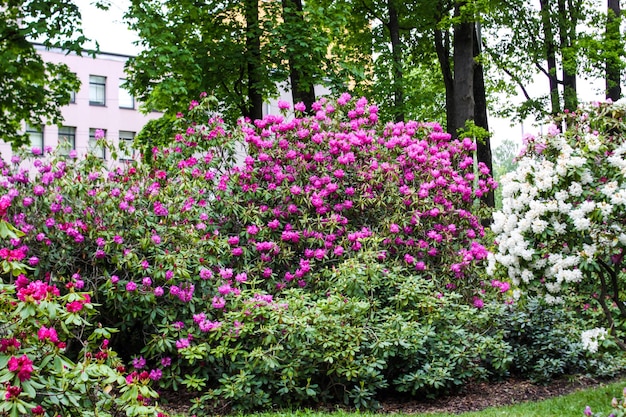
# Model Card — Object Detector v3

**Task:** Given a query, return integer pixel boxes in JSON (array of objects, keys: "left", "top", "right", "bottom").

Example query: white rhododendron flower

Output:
[
  {"left": 490, "top": 101, "right": 626, "bottom": 307},
  {"left": 581, "top": 328, "right": 608, "bottom": 353}
]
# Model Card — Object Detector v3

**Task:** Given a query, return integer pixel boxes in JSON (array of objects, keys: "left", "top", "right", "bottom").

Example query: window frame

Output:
[
  {"left": 118, "top": 130, "right": 136, "bottom": 161},
  {"left": 89, "top": 75, "right": 107, "bottom": 106},
  {"left": 58, "top": 126, "right": 76, "bottom": 156},
  {"left": 25, "top": 123, "right": 44, "bottom": 152},
  {"left": 118, "top": 78, "right": 135, "bottom": 109}
]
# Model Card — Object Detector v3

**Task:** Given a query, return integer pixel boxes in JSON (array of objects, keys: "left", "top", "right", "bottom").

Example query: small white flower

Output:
[
  {"left": 581, "top": 243, "right": 597, "bottom": 258},
  {"left": 531, "top": 218, "right": 548, "bottom": 234},
  {"left": 581, "top": 328, "right": 608, "bottom": 353},
  {"left": 568, "top": 182, "right": 583, "bottom": 197},
  {"left": 573, "top": 217, "right": 591, "bottom": 231}
]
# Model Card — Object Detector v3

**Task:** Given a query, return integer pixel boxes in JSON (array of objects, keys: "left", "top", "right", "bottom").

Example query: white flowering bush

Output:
[{"left": 489, "top": 101, "right": 626, "bottom": 349}]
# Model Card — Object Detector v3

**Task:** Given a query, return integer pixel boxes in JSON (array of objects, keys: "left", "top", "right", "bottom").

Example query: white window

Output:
[
  {"left": 118, "top": 79, "right": 135, "bottom": 109},
  {"left": 119, "top": 130, "right": 136, "bottom": 161},
  {"left": 89, "top": 128, "right": 106, "bottom": 159},
  {"left": 89, "top": 75, "right": 106, "bottom": 106},
  {"left": 58, "top": 126, "right": 76, "bottom": 155},
  {"left": 25, "top": 124, "right": 44, "bottom": 151}
]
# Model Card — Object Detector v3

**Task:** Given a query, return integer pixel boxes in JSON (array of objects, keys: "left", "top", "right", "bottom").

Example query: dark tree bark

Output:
[
  {"left": 281, "top": 0, "right": 316, "bottom": 111},
  {"left": 434, "top": 27, "right": 455, "bottom": 133},
  {"left": 540, "top": 0, "right": 561, "bottom": 115},
  {"left": 451, "top": 3, "right": 474, "bottom": 135},
  {"left": 245, "top": 0, "right": 264, "bottom": 121},
  {"left": 557, "top": 0, "right": 578, "bottom": 111},
  {"left": 387, "top": 0, "right": 404, "bottom": 122},
  {"left": 473, "top": 23, "right": 495, "bottom": 208},
  {"left": 606, "top": 0, "right": 622, "bottom": 101}
]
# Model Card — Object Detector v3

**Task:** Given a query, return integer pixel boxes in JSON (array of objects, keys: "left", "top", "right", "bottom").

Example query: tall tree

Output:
[
  {"left": 451, "top": 2, "right": 475, "bottom": 135},
  {"left": 280, "top": 0, "right": 318, "bottom": 110},
  {"left": 482, "top": 0, "right": 618, "bottom": 122},
  {"left": 245, "top": 0, "right": 264, "bottom": 120},
  {"left": 556, "top": 0, "right": 580, "bottom": 111},
  {"left": 125, "top": 0, "right": 270, "bottom": 123},
  {"left": 606, "top": 0, "right": 622, "bottom": 101},
  {"left": 0, "top": 0, "right": 88, "bottom": 148},
  {"left": 539, "top": 0, "right": 562, "bottom": 114},
  {"left": 125, "top": 0, "right": 337, "bottom": 129}
]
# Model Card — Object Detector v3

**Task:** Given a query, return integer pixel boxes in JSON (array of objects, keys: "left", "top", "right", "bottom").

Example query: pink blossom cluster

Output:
[
  {"left": 7, "top": 354, "right": 34, "bottom": 381},
  {"left": 0, "top": 92, "right": 499, "bottom": 379}
]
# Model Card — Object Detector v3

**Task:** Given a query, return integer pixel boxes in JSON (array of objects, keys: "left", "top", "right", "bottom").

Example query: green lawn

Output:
[{"left": 223, "top": 379, "right": 625, "bottom": 417}]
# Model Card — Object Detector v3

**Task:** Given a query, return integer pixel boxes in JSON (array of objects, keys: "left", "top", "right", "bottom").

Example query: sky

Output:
[{"left": 77, "top": 0, "right": 140, "bottom": 56}]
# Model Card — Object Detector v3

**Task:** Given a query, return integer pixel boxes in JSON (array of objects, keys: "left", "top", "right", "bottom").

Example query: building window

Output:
[
  {"left": 89, "top": 128, "right": 106, "bottom": 159},
  {"left": 119, "top": 130, "right": 136, "bottom": 161},
  {"left": 58, "top": 126, "right": 76, "bottom": 156},
  {"left": 69, "top": 90, "right": 76, "bottom": 104},
  {"left": 25, "top": 123, "right": 44, "bottom": 152},
  {"left": 89, "top": 75, "right": 106, "bottom": 106},
  {"left": 118, "top": 79, "right": 135, "bottom": 109}
]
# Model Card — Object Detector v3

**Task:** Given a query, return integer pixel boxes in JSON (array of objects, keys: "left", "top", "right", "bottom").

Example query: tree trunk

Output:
[
  {"left": 434, "top": 28, "right": 455, "bottom": 133},
  {"left": 606, "top": 0, "right": 622, "bottom": 101},
  {"left": 557, "top": 0, "right": 578, "bottom": 111},
  {"left": 281, "top": 0, "right": 316, "bottom": 111},
  {"left": 452, "top": 3, "right": 474, "bottom": 135},
  {"left": 473, "top": 23, "right": 495, "bottom": 208},
  {"left": 539, "top": 0, "right": 561, "bottom": 115},
  {"left": 387, "top": 0, "right": 404, "bottom": 122},
  {"left": 245, "top": 0, "right": 264, "bottom": 121}
]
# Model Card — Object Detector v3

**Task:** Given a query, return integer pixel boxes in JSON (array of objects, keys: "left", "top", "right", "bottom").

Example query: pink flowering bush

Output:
[
  {"left": 0, "top": 215, "right": 165, "bottom": 415},
  {"left": 0, "top": 93, "right": 513, "bottom": 410}
]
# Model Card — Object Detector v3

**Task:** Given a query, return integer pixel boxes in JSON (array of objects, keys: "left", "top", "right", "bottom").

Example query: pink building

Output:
[{"left": 0, "top": 45, "right": 161, "bottom": 163}]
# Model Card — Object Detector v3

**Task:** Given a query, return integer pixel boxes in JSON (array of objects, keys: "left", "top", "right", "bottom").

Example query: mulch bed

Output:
[{"left": 159, "top": 375, "right": 624, "bottom": 415}]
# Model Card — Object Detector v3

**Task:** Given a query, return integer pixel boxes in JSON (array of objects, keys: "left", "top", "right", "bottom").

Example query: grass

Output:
[{"left": 218, "top": 379, "right": 626, "bottom": 417}]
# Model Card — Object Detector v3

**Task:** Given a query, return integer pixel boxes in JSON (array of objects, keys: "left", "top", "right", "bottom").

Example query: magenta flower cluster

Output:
[{"left": 0, "top": 92, "right": 497, "bottom": 393}]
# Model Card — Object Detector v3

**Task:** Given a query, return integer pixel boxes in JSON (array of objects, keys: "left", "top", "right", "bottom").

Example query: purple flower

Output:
[
  {"left": 126, "top": 282, "right": 137, "bottom": 292},
  {"left": 110, "top": 275, "right": 119, "bottom": 284},
  {"left": 149, "top": 369, "right": 162, "bottom": 381},
  {"left": 219, "top": 268, "right": 233, "bottom": 279},
  {"left": 132, "top": 356, "right": 146, "bottom": 369},
  {"left": 199, "top": 268, "right": 213, "bottom": 280},
  {"left": 151, "top": 234, "right": 161, "bottom": 245},
  {"left": 473, "top": 297, "right": 484, "bottom": 309},
  {"left": 154, "top": 286, "right": 164, "bottom": 296},
  {"left": 212, "top": 296, "right": 226, "bottom": 309},
  {"left": 175, "top": 338, "right": 190, "bottom": 350},
  {"left": 33, "top": 185, "right": 45, "bottom": 196}
]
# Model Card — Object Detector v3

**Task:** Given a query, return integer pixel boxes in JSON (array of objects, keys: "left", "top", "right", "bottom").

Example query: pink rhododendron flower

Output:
[{"left": 8, "top": 354, "right": 33, "bottom": 381}]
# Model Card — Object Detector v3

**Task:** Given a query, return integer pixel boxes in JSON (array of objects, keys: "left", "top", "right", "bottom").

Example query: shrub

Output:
[
  {"left": 0, "top": 215, "right": 164, "bottom": 416},
  {"left": 489, "top": 101, "right": 626, "bottom": 349},
  {"left": 2, "top": 93, "right": 505, "bottom": 410}
]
